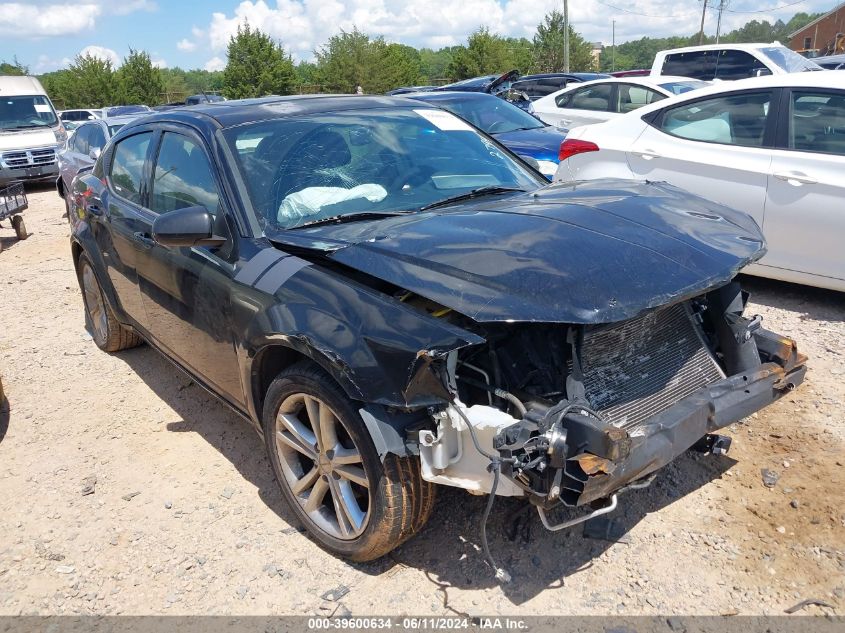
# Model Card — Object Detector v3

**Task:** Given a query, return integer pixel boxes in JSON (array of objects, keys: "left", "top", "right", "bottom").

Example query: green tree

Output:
[
  {"left": 373, "top": 43, "right": 422, "bottom": 92},
  {"left": 533, "top": 11, "right": 597, "bottom": 72},
  {"left": 222, "top": 23, "right": 296, "bottom": 99},
  {"left": 0, "top": 56, "right": 28, "bottom": 75},
  {"left": 315, "top": 28, "right": 375, "bottom": 92},
  {"left": 504, "top": 37, "right": 534, "bottom": 73},
  {"left": 446, "top": 27, "right": 511, "bottom": 79},
  {"left": 419, "top": 47, "right": 453, "bottom": 83},
  {"left": 117, "top": 48, "right": 163, "bottom": 105},
  {"left": 64, "top": 54, "right": 118, "bottom": 108}
]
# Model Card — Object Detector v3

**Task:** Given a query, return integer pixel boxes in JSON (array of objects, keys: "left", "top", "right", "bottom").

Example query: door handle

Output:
[
  {"left": 634, "top": 149, "right": 661, "bottom": 160},
  {"left": 133, "top": 232, "right": 156, "bottom": 249},
  {"left": 86, "top": 203, "right": 103, "bottom": 216},
  {"left": 773, "top": 171, "right": 817, "bottom": 186}
]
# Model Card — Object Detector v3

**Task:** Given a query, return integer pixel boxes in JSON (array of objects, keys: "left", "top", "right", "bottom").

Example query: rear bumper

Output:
[
  {"left": 0, "top": 163, "right": 58, "bottom": 186},
  {"left": 573, "top": 334, "right": 806, "bottom": 506}
]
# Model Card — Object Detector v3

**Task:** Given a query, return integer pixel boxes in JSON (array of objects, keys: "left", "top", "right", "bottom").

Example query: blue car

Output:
[{"left": 408, "top": 91, "right": 567, "bottom": 179}]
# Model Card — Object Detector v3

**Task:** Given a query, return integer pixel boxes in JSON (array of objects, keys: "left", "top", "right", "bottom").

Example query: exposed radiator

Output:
[{"left": 580, "top": 302, "right": 725, "bottom": 432}]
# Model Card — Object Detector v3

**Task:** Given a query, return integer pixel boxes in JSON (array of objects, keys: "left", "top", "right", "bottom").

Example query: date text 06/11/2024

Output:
[{"left": 306, "top": 617, "right": 528, "bottom": 630}]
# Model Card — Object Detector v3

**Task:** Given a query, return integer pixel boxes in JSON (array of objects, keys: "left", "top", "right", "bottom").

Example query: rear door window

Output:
[
  {"left": 556, "top": 83, "right": 613, "bottom": 111},
  {"left": 109, "top": 132, "right": 152, "bottom": 205},
  {"left": 657, "top": 90, "right": 773, "bottom": 147},
  {"left": 788, "top": 91, "right": 845, "bottom": 155},
  {"left": 616, "top": 84, "right": 666, "bottom": 113},
  {"left": 150, "top": 132, "right": 220, "bottom": 215}
]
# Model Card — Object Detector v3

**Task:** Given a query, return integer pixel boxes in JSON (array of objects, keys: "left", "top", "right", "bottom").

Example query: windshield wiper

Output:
[
  {"left": 420, "top": 186, "right": 526, "bottom": 211},
  {"left": 292, "top": 210, "right": 410, "bottom": 229}
]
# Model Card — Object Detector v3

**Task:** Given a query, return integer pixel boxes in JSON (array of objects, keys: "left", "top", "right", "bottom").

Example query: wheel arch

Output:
[{"left": 248, "top": 340, "right": 366, "bottom": 426}]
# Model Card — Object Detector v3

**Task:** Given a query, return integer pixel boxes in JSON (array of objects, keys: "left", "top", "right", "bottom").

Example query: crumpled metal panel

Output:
[{"left": 268, "top": 179, "right": 766, "bottom": 324}]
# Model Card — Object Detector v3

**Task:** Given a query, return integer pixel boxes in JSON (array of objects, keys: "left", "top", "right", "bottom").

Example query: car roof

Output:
[
  {"left": 551, "top": 75, "right": 703, "bottom": 92},
  {"left": 119, "top": 95, "right": 425, "bottom": 130},
  {"left": 405, "top": 90, "right": 494, "bottom": 101},
  {"left": 657, "top": 42, "right": 783, "bottom": 54},
  {"left": 588, "top": 71, "right": 845, "bottom": 123},
  {"left": 517, "top": 72, "right": 609, "bottom": 80},
  {"left": 102, "top": 114, "right": 142, "bottom": 125}
]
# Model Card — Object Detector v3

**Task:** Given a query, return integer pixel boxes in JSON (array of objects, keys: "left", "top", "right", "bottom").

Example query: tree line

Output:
[{"left": 1, "top": 10, "right": 821, "bottom": 109}]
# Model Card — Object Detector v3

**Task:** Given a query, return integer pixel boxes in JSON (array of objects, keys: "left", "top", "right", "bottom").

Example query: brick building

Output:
[{"left": 789, "top": 3, "right": 845, "bottom": 55}]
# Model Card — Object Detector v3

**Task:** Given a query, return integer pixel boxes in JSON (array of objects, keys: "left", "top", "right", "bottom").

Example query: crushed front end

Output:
[{"left": 418, "top": 281, "right": 806, "bottom": 522}]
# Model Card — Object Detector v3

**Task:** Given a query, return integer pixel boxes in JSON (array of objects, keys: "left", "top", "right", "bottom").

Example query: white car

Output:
[
  {"left": 652, "top": 43, "right": 823, "bottom": 80},
  {"left": 532, "top": 76, "right": 708, "bottom": 129},
  {"left": 554, "top": 72, "right": 845, "bottom": 292}
]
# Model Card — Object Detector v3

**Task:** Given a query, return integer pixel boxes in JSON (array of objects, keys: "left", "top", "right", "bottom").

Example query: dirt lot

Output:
[{"left": 0, "top": 185, "right": 844, "bottom": 616}]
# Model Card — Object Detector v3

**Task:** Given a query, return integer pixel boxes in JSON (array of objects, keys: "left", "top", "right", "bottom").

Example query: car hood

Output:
[
  {"left": 267, "top": 179, "right": 766, "bottom": 324},
  {"left": 493, "top": 126, "right": 568, "bottom": 162},
  {"left": 0, "top": 128, "right": 56, "bottom": 151}
]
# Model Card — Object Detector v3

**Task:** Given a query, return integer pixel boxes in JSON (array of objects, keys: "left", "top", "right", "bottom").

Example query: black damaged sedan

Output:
[{"left": 68, "top": 95, "right": 805, "bottom": 567}]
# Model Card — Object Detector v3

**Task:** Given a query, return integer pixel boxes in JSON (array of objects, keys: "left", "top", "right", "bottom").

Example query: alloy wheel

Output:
[{"left": 275, "top": 393, "right": 371, "bottom": 539}]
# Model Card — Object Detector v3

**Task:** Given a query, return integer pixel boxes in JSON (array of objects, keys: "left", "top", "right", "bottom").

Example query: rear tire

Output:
[
  {"left": 11, "top": 216, "right": 26, "bottom": 240},
  {"left": 77, "top": 254, "right": 143, "bottom": 352},
  {"left": 263, "top": 362, "right": 435, "bottom": 561}
]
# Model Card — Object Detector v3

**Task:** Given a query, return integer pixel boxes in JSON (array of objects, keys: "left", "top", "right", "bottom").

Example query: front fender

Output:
[{"left": 237, "top": 258, "right": 483, "bottom": 415}]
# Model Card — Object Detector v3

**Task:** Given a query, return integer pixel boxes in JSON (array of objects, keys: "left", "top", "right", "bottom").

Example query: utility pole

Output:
[
  {"left": 698, "top": 0, "right": 707, "bottom": 45},
  {"left": 611, "top": 20, "right": 616, "bottom": 72},
  {"left": 715, "top": 0, "right": 726, "bottom": 44},
  {"left": 563, "top": 0, "right": 570, "bottom": 72}
]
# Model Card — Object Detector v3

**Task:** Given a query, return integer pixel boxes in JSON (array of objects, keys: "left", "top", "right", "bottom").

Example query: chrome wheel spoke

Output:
[
  {"left": 303, "top": 396, "right": 322, "bottom": 450},
  {"left": 318, "top": 403, "right": 339, "bottom": 454},
  {"left": 304, "top": 476, "right": 329, "bottom": 513},
  {"left": 327, "top": 477, "right": 351, "bottom": 537},
  {"left": 332, "top": 446, "right": 362, "bottom": 465},
  {"left": 334, "top": 465, "right": 369, "bottom": 488},
  {"left": 291, "top": 465, "right": 319, "bottom": 496},
  {"left": 276, "top": 414, "right": 318, "bottom": 459},
  {"left": 333, "top": 478, "right": 366, "bottom": 532}
]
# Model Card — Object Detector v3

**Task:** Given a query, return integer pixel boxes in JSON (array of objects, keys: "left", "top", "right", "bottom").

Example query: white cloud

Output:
[
  {"left": 0, "top": 3, "right": 101, "bottom": 37},
  {"left": 191, "top": 0, "right": 835, "bottom": 62},
  {"left": 79, "top": 45, "right": 121, "bottom": 67},
  {"left": 0, "top": 0, "right": 154, "bottom": 38},
  {"left": 204, "top": 56, "right": 226, "bottom": 72},
  {"left": 177, "top": 38, "right": 197, "bottom": 51},
  {"left": 152, "top": 57, "right": 167, "bottom": 68}
]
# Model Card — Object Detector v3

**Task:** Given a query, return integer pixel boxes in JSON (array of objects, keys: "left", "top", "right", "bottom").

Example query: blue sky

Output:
[{"left": 0, "top": 0, "right": 836, "bottom": 73}]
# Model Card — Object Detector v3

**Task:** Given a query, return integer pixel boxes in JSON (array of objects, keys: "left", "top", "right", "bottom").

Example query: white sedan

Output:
[
  {"left": 554, "top": 72, "right": 845, "bottom": 292},
  {"left": 532, "top": 76, "right": 708, "bottom": 128}
]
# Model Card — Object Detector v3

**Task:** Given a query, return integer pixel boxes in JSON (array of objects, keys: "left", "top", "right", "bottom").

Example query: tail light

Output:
[{"left": 559, "top": 139, "right": 599, "bottom": 161}]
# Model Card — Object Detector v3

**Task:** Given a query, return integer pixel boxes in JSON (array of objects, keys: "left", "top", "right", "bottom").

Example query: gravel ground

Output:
[{"left": 0, "top": 186, "right": 843, "bottom": 617}]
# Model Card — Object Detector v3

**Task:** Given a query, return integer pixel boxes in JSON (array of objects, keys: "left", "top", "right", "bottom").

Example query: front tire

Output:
[
  {"left": 77, "top": 255, "right": 143, "bottom": 352},
  {"left": 263, "top": 362, "right": 434, "bottom": 561}
]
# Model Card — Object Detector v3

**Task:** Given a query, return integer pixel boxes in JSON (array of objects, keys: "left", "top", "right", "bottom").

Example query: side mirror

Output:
[
  {"left": 151, "top": 205, "right": 226, "bottom": 248},
  {"left": 89, "top": 147, "right": 101, "bottom": 160}
]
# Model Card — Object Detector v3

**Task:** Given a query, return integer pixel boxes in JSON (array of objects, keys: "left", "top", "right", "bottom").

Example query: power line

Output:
[
  {"left": 592, "top": 0, "right": 700, "bottom": 19},
  {"left": 723, "top": 0, "right": 806, "bottom": 13}
]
